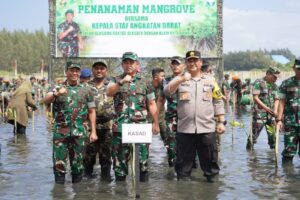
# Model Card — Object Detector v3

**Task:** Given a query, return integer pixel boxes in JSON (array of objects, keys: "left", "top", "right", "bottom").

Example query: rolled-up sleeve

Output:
[
  {"left": 278, "top": 82, "right": 286, "bottom": 100},
  {"left": 87, "top": 87, "right": 96, "bottom": 108}
]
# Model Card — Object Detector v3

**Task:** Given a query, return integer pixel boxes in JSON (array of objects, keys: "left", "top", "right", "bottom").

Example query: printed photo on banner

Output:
[{"left": 55, "top": 0, "right": 218, "bottom": 58}]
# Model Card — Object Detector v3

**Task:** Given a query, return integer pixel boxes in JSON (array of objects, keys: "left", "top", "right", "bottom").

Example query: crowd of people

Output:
[
  {"left": 1, "top": 52, "right": 300, "bottom": 186},
  {"left": 222, "top": 59, "right": 300, "bottom": 165}
]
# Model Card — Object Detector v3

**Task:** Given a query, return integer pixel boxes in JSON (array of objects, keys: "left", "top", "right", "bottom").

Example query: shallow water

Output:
[{"left": 0, "top": 106, "right": 299, "bottom": 200}]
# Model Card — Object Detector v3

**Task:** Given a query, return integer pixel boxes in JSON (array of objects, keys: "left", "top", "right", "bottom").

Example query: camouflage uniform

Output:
[
  {"left": 57, "top": 21, "right": 81, "bottom": 57},
  {"left": 278, "top": 76, "right": 300, "bottom": 158},
  {"left": 221, "top": 79, "right": 230, "bottom": 96},
  {"left": 52, "top": 81, "right": 95, "bottom": 177},
  {"left": 111, "top": 73, "right": 155, "bottom": 177},
  {"left": 84, "top": 78, "right": 114, "bottom": 175},
  {"left": 230, "top": 80, "right": 243, "bottom": 105},
  {"left": 147, "top": 81, "right": 167, "bottom": 147},
  {"left": 249, "top": 78, "right": 279, "bottom": 148},
  {"left": 164, "top": 76, "right": 178, "bottom": 166}
]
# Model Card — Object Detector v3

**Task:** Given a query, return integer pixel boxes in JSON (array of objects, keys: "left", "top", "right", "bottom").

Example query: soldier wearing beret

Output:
[
  {"left": 277, "top": 59, "right": 300, "bottom": 164},
  {"left": 246, "top": 67, "right": 280, "bottom": 150},
  {"left": 43, "top": 61, "right": 97, "bottom": 184},
  {"left": 57, "top": 9, "right": 83, "bottom": 57},
  {"left": 164, "top": 50, "right": 225, "bottom": 182},
  {"left": 83, "top": 60, "right": 114, "bottom": 180}
]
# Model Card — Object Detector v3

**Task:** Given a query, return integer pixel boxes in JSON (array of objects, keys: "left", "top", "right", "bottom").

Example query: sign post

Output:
[{"left": 122, "top": 123, "right": 152, "bottom": 199}]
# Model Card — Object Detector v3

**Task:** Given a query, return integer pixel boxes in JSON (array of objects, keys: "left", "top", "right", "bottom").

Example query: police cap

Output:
[{"left": 185, "top": 50, "right": 201, "bottom": 60}]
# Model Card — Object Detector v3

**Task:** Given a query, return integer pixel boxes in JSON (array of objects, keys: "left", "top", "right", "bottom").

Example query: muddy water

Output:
[{"left": 0, "top": 106, "right": 299, "bottom": 200}]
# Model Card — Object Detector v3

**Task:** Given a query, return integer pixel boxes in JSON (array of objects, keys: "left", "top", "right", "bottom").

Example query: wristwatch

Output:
[{"left": 217, "top": 120, "right": 227, "bottom": 125}]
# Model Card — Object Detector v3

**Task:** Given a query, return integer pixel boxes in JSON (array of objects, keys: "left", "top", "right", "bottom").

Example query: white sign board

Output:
[{"left": 122, "top": 124, "right": 152, "bottom": 143}]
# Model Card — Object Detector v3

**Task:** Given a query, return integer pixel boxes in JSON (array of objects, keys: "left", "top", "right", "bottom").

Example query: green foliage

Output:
[
  {"left": 224, "top": 49, "right": 296, "bottom": 71},
  {"left": 0, "top": 29, "right": 49, "bottom": 75}
]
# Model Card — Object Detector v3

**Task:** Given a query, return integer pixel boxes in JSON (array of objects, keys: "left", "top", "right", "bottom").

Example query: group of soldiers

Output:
[
  {"left": 2, "top": 53, "right": 300, "bottom": 185},
  {"left": 222, "top": 59, "right": 300, "bottom": 164},
  {"left": 40, "top": 50, "right": 226, "bottom": 184}
]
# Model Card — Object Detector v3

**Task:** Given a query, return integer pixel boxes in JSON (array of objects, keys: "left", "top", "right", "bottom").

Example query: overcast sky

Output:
[{"left": 0, "top": 0, "right": 299, "bottom": 56}]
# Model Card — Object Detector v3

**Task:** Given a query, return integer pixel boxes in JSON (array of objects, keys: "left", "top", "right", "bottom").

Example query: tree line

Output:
[
  {"left": 0, "top": 29, "right": 297, "bottom": 76},
  {"left": 224, "top": 49, "right": 297, "bottom": 71},
  {"left": 0, "top": 29, "right": 49, "bottom": 74}
]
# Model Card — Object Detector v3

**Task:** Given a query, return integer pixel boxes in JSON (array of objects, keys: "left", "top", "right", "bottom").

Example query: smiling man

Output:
[
  {"left": 43, "top": 61, "right": 97, "bottom": 184},
  {"left": 83, "top": 59, "right": 114, "bottom": 180},
  {"left": 107, "top": 52, "right": 159, "bottom": 182},
  {"left": 164, "top": 50, "right": 225, "bottom": 182}
]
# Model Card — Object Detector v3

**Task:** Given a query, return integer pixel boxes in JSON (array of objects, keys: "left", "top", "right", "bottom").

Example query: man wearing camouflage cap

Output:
[
  {"left": 247, "top": 67, "right": 280, "bottom": 150},
  {"left": 162, "top": 56, "right": 185, "bottom": 167},
  {"left": 43, "top": 61, "right": 97, "bottom": 184},
  {"left": 277, "top": 59, "right": 300, "bottom": 164},
  {"left": 107, "top": 52, "right": 159, "bottom": 182},
  {"left": 57, "top": 9, "right": 83, "bottom": 57},
  {"left": 83, "top": 59, "right": 114, "bottom": 180}
]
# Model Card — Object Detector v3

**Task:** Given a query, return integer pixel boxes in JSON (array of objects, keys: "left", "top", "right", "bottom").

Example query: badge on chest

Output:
[{"left": 179, "top": 92, "right": 191, "bottom": 100}]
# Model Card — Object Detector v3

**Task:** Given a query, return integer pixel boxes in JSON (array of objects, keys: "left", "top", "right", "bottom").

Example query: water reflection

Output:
[{"left": 0, "top": 107, "right": 299, "bottom": 199}]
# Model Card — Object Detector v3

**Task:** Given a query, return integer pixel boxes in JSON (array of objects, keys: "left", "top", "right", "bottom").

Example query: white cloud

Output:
[{"left": 224, "top": 7, "right": 300, "bottom": 56}]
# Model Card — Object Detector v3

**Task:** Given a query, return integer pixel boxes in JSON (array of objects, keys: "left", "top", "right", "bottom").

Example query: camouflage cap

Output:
[
  {"left": 65, "top": 9, "right": 74, "bottom": 15},
  {"left": 122, "top": 52, "right": 139, "bottom": 61},
  {"left": 266, "top": 67, "right": 280, "bottom": 77},
  {"left": 66, "top": 61, "right": 81, "bottom": 69},
  {"left": 170, "top": 56, "right": 184, "bottom": 64},
  {"left": 294, "top": 59, "right": 300, "bottom": 69},
  {"left": 185, "top": 50, "right": 201, "bottom": 60},
  {"left": 92, "top": 59, "right": 108, "bottom": 68}
]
